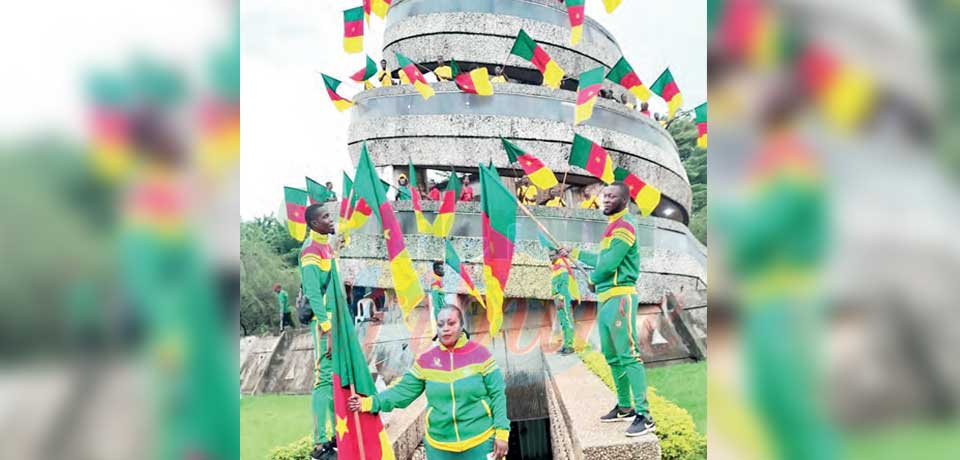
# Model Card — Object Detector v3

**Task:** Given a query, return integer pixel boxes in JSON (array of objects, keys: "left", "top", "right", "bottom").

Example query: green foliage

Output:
[
  {"left": 576, "top": 340, "right": 706, "bottom": 460},
  {"left": 668, "top": 115, "right": 708, "bottom": 246},
  {"left": 267, "top": 436, "right": 313, "bottom": 460},
  {"left": 240, "top": 216, "right": 302, "bottom": 335}
]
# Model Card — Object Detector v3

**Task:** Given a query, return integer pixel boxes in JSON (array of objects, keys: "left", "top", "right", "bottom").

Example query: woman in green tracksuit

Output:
[{"left": 348, "top": 305, "right": 510, "bottom": 459}]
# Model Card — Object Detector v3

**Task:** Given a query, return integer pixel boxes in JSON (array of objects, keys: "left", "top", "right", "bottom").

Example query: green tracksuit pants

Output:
[
  {"left": 311, "top": 319, "right": 334, "bottom": 445},
  {"left": 424, "top": 437, "right": 495, "bottom": 460},
  {"left": 555, "top": 295, "right": 575, "bottom": 349},
  {"left": 598, "top": 293, "right": 649, "bottom": 416}
]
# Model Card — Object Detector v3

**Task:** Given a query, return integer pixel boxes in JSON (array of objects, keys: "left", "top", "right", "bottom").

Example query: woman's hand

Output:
[
  {"left": 491, "top": 439, "right": 509, "bottom": 459},
  {"left": 347, "top": 394, "right": 362, "bottom": 412}
]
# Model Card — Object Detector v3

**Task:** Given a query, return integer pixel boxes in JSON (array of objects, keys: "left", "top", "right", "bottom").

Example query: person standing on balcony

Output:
[
  {"left": 516, "top": 176, "right": 538, "bottom": 205},
  {"left": 460, "top": 176, "right": 474, "bottom": 201},
  {"left": 377, "top": 58, "right": 394, "bottom": 87},
  {"left": 491, "top": 65, "right": 508, "bottom": 83},
  {"left": 434, "top": 57, "right": 453, "bottom": 81},
  {"left": 580, "top": 188, "right": 600, "bottom": 209},
  {"left": 559, "top": 182, "right": 656, "bottom": 437},
  {"left": 542, "top": 187, "right": 566, "bottom": 207},
  {"left": 396, "top": 173, "right": 413, "bottom": 200},
  {"left": 428, "top": 179, "right": 441, "bottom": 201},
  {"left": 549, "top": 249, "right": 576, "bottom": 354}
]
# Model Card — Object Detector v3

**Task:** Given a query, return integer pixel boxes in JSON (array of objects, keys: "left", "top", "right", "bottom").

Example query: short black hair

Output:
[
  {"left": 608, "top": 181, "right": 630, "bottom": 198},
  {"left": 304, "top": 203, "right": 326, "bottom": 224},
  {"left": 433, "top": 260, "right": 444, "bottom": 271}
]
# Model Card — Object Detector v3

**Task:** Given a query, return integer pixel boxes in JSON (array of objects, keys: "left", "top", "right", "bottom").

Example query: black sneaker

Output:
[
  {"left": 625, "top": 414, "right": 656, "bottom": 437},
  {"left": 311, "top": 442, "right": 337, "bottom": 460},
  {"left": 600, "top": 405, "right": 637, "bottom": 423}
]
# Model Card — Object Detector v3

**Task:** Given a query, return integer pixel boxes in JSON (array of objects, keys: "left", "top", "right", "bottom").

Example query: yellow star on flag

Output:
[
  {"left": 336, "top": 415, "right": 349, "bottom": 441},
  {"left": 384, "top": 228, "right": 391, "bottom": 241}
]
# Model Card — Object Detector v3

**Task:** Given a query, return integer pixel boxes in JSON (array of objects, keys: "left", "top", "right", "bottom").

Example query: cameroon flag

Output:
[
  {"left": 651, "top": 67, "right": 683, "bottom": 118},
  {"left": 306, "top": 177, "right": 333, "bottom": 204},
  {"left": 797, "top": 44, "right": 875, "bottom": 132},
  {"left": 284, "top": 186, "right": 309, "bottom": 241},
  {"left": 363, "top": 0, "right": 371, "bottom": 24},
  {"left": 354, "top": 143, "right": 425, "bottom": 318},
  {"left": 569, "top": 134, "right": 615, "bottom": 184},
  {"left": 606, "top": 57, "right": 651, "bottom": 102},
  {"left": 614, "top": 167, "right": 662, "bottom": 216},
  {"left": 396, "top": 53, "right": 435, "bottom": 100},
  {"left": 479, "top": 163, "right": 516, "bottom": 335},
  {"left": 408, "top": 160, "right": 433, "bottom": 234},
  {"left": 501, "top": 138, "right": 558, "bottom": 189},
  {"left": 444, "top": 240, "right": 485, "bottom": 308},
  {"left": 329, "top": 263, "right": 395, "bottom": 460},
  {"left": 372, "top": 0, "right": 391, "bottom": 20},
  {"left": 351, "top": 55, "right": 378, "bottom": 84},
  {"left": 89, "top": 107, "right": 133, "bottom": 180},
  {"left": 510, "top": 29, "right": 565, "bottom": 89},
  {"left": 432, "top": 171, "right": 462, "bottom": 238},
  {"left": 343, "top": 7, "right": 364, "bottom": 54},
  {"left": 565, "top": 0, "right": 585, "bottom": 45},
  {"left": 322, "top": 74, "right": 354, "bottom": 112},
  {"left": 695, "top": 102, "right": 707, "bottom": 148},
  {"left": 602, "top": 0, "right": 622, "bottom": 14},
  {"left": 338, "top": 173, "right": 356, "bottom": 243},
  {"left": 451, "top": 60, "right": 494, "bottom": 96},
  {"left": 575, "top": 66, "right": 605, "bottom": 125},
  {"left": 347, "top": 197, "right": 373, "bottom": 231}
]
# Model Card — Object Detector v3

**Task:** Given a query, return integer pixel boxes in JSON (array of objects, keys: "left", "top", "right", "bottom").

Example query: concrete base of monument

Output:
[
  {"left": 384, "top": 393, "right": 427, "bottom": 460},
  {"left": 545, "top": 353, "right": 661, "bottom": 460}
]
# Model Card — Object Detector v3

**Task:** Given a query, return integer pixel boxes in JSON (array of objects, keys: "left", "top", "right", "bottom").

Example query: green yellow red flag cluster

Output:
[
  {"left": 444, "top": 240, "right": 485, "bottom": 308},
  {"left": 479, "top": 162, "right": 516, "bottom": 336},
  {"left": 569, "top": 133, "right": 615, "bottom": 184},
  {"left": 451, "top": 59, "right": 494, "bottom": 96},
  {"left": 575, "top": 66, "right": 605, "bottom": 125},
  {"left": 432, "top": 171, "right": 462, "bottom": 238},
  {"left": 284, "top": 186, "right": 309, "bottom": 241},
  {"left": 501, "top": 138, "right": 558, "bottom": 189},
  {"left": 614, "top": 167, "right": 662, "bottom": 216},
  {"left": 510, "top": 29, "right": 565, "bottom": 89},
  {"left": 329, "top": 263, "right": 395, "bottom": 460},
  {"left": 565, "top": 0, "right": 586, "bottom": 45},
  {"left": 408, "top": 160, "right": 433, "bottom": 234},
  {"left": 353, "top": 143, "right": 425, "bottom": 319},
  {"left": 396, "top": 52, "right": 435, "bottom": 100},
  {"left": 343, "top": 7, "right": 364, "bottom": 54},
  {"left": 651, "top": 67, "right": 683, "bottom": 118},
  {"left": 322, "top": 73, "right": 354, "bottom": 112},
  {"left": 695, "top": 102, "right": 708, "bottom": 148},
  {"left": 606, "top": 57, "right": 651, "bottom": 102}
]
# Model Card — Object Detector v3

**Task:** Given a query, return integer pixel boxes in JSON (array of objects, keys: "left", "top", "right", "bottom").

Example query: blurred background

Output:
[
  {"left": 0, "top": 1, "right": 238, "bottom": 459},
  {"left": 707, "top": 0, "right": 959, "bottom": 459}
]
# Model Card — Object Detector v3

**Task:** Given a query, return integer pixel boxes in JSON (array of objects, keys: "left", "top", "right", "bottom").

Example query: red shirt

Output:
[
  {"left": 428, "top": 187, "right": 441, "bottom": 200},
  {"left": 459, "top": 186, "right": 474, "bottom": 201}
]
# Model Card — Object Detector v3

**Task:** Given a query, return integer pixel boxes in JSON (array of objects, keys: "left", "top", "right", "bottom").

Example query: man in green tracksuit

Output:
[
  {"left": 549, "top": 249, "right": 576, "bottom": 354},
  {"left": 430, "top": 260, "right": 446, "bottom": 320},
  {"left": 300, "top": 203, "right": 338, "bottom": 459},
  {"left": 274, "top": 283, "right": 294, "bottom": 331},
  {"left": 561, "top": 182, "right": 655, "bottom": 437}
]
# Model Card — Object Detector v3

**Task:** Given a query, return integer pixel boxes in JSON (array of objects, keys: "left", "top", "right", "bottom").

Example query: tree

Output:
[
  {"left": 668, "top": 114, "right": 708, "bottom": 245},
  {"left": 240, "top": 217, "right": 302, "bottom": 335}
]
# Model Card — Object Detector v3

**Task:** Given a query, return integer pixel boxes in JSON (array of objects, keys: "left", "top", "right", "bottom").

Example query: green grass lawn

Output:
[
  {"left": 241, "top": 394, "right": 312, "bottom": 460},
  {"left": 647, "top": 361, "right": 707, "bottom": 434}
]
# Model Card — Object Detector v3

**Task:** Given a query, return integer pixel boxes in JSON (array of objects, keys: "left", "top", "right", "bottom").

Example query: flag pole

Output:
[
  {"left": 349, "top": 383, "right": 368, "bottom": 460},
  {"left": 512, "top": 196, "right": 591, "bottom": 278}
]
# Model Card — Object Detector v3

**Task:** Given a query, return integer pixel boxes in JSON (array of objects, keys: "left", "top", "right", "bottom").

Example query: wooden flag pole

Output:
[
  {"left": 512, "top": 197, "right": 591, "bottom": 278},
  {"left": 349, "top": 383, "right": 368, "bottom": 460}
]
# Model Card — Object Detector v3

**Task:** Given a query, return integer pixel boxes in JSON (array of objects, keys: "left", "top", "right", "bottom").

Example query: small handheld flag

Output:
[
  {"left": 614, "top": 167, "right": 662, "bottom": 216},
  {"left": 284, "top": 186, "right": 309, "bottom": 241},
  {"left": 575, "top": 66, "right": 605, "bottom": 125},
  {"left": 343, "top": 7, "right": 364, "bottom": 54},
  {"left": 501, "top": 138, "right": 559, "bottom": 190},
  {"left": 321, "top": 74, "right": 354, "bottom": 112},
  {"left": 651, "top": 68, "right": 683, "bottom": 118},
  {"left": 396, "top": 53, "right": 435, "bottom": 100},
  {"left": 565, "top": 0, "right": 586, "bottom": 45},
  {"left": 510, "top": 29, "right": 565, "bottom": 89},
  {"left": 606, "top": 57, "right": 651, "bottom": 102},
  {"left": 695, "top": 103, "right": 707, "bottom": 148},
  {"left": 569, "top": 134, "right": 615, "bottom": 184}
]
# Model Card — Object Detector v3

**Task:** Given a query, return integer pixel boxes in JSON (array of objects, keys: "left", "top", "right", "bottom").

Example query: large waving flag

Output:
[
  {"left": 479, "top": 163, "right": 516, "bottom": 335},
  {"left": 565, "top": 0, "right": 586, "bottom": 45},
  {"left": 606, "top": 57, "right": 651, "bottom": 102},
  {"left": 651, "top": 67, "right": 683, "bottom": 118},
  {"left": 510, "top": 29, "right": 565, "bottom": 89},
  {"left": 371, "top": 0, "right": 392, "bottom": 19},
  {"left": 329, "top": 264, "right": 395, "bottom": 460},
  {"left": 408, "top": 160, "right": 433, "bottom": 233},
  {"left": 284, "top": 186, "right": 309, "bottom": 241},
  {"left": 569, "top": 134, "right": 615, "bottom": 184},
  {"left": 306, "top": 177, "right": 333, "bottom": 204},
  {"left": 351, "top": 55, "right": 378, "bottom": 89},
  {"left": 444, "top": 240, "right": 485, "bottom": 308},
  {"left": 343, "top": 7, "right": 364, "bottom": 54},
  {"left": 395, "top": 53, "right": 434, "bottom": 100},
  {"left": 602, "top": 0, "right": 622, "bottom": 14},
  {"left": 451, "top": 60, "right": 494, "bottom": 96},
  {"left": 501, "top": 138, "right": 558, "bottom": 189},
  {"left": 695, "top": 102, "right": 708, "bottom": 148},
  {"left": 575, "top": 66, "right": 605, "bottom": 125},
  {"left": 322, "top": 74, "right": 354, "bottom": 112},
  {"left": 432, "top": 171, "right": 462, "bottom": 238},
  {"left": 354, "top": 143, "right": 425, "bottom": 319},
  {"left": 614, "top": 167, "right": 662, "bottom": 216}
]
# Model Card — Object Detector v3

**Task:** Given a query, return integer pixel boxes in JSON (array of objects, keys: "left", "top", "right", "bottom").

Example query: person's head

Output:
[
  {"left": 462, "top": 176, "right": 470, "bottom": 185},
  {"left": 429, "top": 179, "right": 437, "bottom": 189},
  {"left": 305, "top": 203, "right": 335, "bottom": 234},
  {"left": 432, "top": 260, "right": 444, "bottom": 277},
  {"left": 601, "top": 182, "right": 630, "bottom": 216},
  {"left": 325, "top": 181, "right": 334, "bottom": 191},
  {"left": 640, "top": 102, "right": 649, "bottom": 112},
  {"left": 549, "top": 187, "right": 560, "bottom": 198},
  {"left": 437, "top": 57, "right": 444, "bottom": 66},
  {"left": 436, "top": 305, "right": 466, "bottom": 347},
  {"left": 273, "top": 283, "right": 281, "bottom": 293},
  {"left": 519, "top": 176, "right": 529, "bottom": 186},
  {"left": 620, "top": 93, "right": 629, "bottom": 104},
  {"left": 380, "top": 59, "right": 387, "bottom": 70},
  {"left": 495, "top": 65, "right": 504, "bottom": 76},
  {"left": 581, "top": 187, "right": 592, "bottom": 198},
  {"left": 398, "top": 173, "right": 408, "bottom": 186},
  {"left": 549, "top": 248, "right": 561, "bottom": 261}
]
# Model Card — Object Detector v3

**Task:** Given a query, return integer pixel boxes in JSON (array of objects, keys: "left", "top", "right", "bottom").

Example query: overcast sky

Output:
[{"left": 241, "top": 0, "right": 705, "bottom": 220}]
